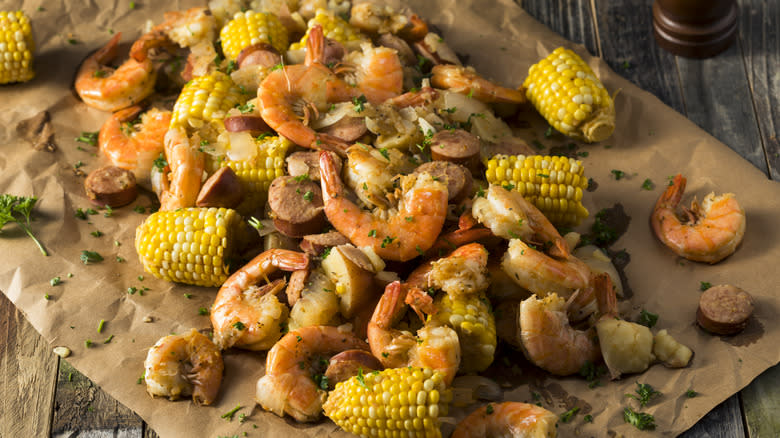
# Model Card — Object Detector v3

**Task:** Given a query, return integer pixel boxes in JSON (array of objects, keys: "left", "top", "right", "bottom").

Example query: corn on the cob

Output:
[
  {"left": 0, "top": 11, "right": 34, "bottom": 84},
  {"left": 323, "top": 367, "right": 452, "bottom": 438},
  {"left": 485, "top": 154, "right": 589, "bottom": 227},
  {"left": 220, "top": 10, "right": 289, "bottom": 60},
  {"left": 523, "top": 47, "right": 615, "bottom": 143},
  {"left": 429, "top": 292, "right": 496, "bottom": 373},
  {"left": 135, "top": 207, "right": 244, "bottom": 287},
  {"left": 289, "top": 9, "right": 365, "bottom": 51},
  {"left": 170, "top": 71, "right": 248, "bottom": 130},
  {"left": 207, "top": 135, "right": 291, "bottom": 215}
]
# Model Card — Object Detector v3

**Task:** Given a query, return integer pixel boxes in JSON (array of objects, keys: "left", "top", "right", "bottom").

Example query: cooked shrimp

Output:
[
  {"left": 473, "top": 184, "right": 569, "bottom": 258},
  {"left": 319, "top": 150, "right": 449, "bottom": 261},
  {"left": 158, "top": 126, "right": 205, "bottom": 210},
  {"left": 451, "top": 402, "right": 559, "bottom": 438},
  {"left": 519, "top": 273, "right": 617, "bottom": 376},
  {"left": 428, "top": 242, "right": 490, "bottom": 297},
  {"left": 343, "top": 144, "right": 411, "bottom": 209},
  {"left": 501, "top": 239, "right": 591, "bottom": 298},
  {"left": 431, "top": 64, "right": 526, "bottom": 104},
  {"left": 367, "top": 281, "right": 461, "bottom": 384},
  {"left": 349, "top": 3, "right": 428, "bottom": 42},
  {"left": 98, "top": 105, "right": 171, "bottom": 187},
  {"left": 74, "top": 33, "right": 156, "bottom": 112},
  {"left": 255, "top": 325, "right": 369, "bottom": 422},
  {"left": 338, "top": 42, "right": 403, "bottom": 104},
  {"left": 143, "top": 328, "right": 224, "bottom": 405},
  {"left": 211, "top": 249, "right": 309, "bottom": 350},
  {"left": 258, "top": 25, "right": 356, "bottom": 155},
  {"left": 651, "top": 174, "right": 745, "bottom": 263}
]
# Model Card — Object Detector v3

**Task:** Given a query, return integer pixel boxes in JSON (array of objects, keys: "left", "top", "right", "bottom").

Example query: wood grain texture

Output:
[
  {"left": 51, "top": 359, "right": 143, "bottom": 436},
  {"left": 738, "top": 0, "right": 780, "bottom": 180},
  {"left": 520, "top": 0, "right": 599, "bottom": 56},
  {"left": 592, "top": 0, "right": 685, "bottom": 114},
  {"left": 741, "top": 365, "right": 780, "bottom": 438},
  {"left": 0, "top": 292, "right": 57, "bottom": 437},
  {"left": 681, "top": 395, "right": 746, "bottom": 438},
  {"left": 676, "top": 43, "right": 767, "bottom": 175}
]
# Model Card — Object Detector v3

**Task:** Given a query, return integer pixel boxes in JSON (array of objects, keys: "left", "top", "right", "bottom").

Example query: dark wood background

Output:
[{"left": 1, "top": 0, "right": 778, "bottom": 436}]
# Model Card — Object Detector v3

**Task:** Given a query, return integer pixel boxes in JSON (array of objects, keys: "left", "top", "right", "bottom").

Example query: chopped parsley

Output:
[
  {"left": 1, "top": 195, "right": 48, "bottom": 255},
  {"left": 637, "top": 309, "right": 658, "bottom": 328},
  {"left": 641, "top": 178, "right": 654, "bottom": 190},
  {"left": 623, "top": 407, "right": 655, "bottom": 430},
  {"left": 356, "top": 367, "right": 368, "bottom": 389},
  {"left": 237, "top": 102, "right": 254, "bottom": 114},
  {"left": 232, "top": 321, "right": 246, "bottom": 330},
  {"left": 686, "top": 389, "right": 697, "bottom": 398},
  {"left": 380, "top": 236, "right": 395, "bottom": 248},
  {"left": 485, "top": 404, "right": 494, "bottom": 414},
  {"left": 352, "top": 95, "right": 367, "bottom": 113},
  {"left": 611, "top": 169, "right": 625, "bottom": 180},
  {"left": 153, "top": 153, "right": 168, "bottom": 171},
  {"left": 198, "top": 307, "right": 209, "bottom": 316},
  {"left": 626, "top": 382, "right": 661, "bottom": 407},
  {"left": 313, "top": 373, "right": 329, "bottom": 390},
  {"left": 80, "top": 250, "right": 103, "bottom": 264},
  {"left": 302, "top": 190, "right": 314, "bottom": 201},
  {"left": 544, "top": 126, "right": 553, "bottom": 138},
  {"left": 368, "top": 229, "right": 377, "bottom": 237},
  {"left": 75, "top": 132, "right": 98, "bottom": 146},
  {"left": 90, "top": 230, "right": 103, "bottom": 237},
  {"left": 221, "top": 404, "right": 243, "bottom": 421},
  {"left": 50, "top": 276, "right": 62, "bottom": 286},
  {"left": 699, "top": 281, "right": 712, "bottom": 291},
  {"left": 560, "top": 407, "right": 579, "bottom": 423},
  {"left": 293, "top": 173, "right": 310, "bottom": 183}
]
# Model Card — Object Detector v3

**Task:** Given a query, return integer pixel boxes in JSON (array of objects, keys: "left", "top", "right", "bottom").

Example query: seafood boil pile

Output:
[{"left": 4, "top": 0, "right": 753, "bottom": 436}]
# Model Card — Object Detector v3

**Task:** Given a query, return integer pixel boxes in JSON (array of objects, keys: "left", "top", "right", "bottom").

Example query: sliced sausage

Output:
[
  {"left": 318, "top": 116, "right": 368, "bottom": 143},
  {"left": 697, "top": 284, "right": 754, "bottom": 335},
  {"left": 430, "top": 129, "right": 481, "bottom": 173},
  {"left": 286, "top": 151, "right": 342, "bottom": 182},
  {"left": 324, "top": 349, "right": 384, "bottom": 388},
  {"left": 413, "top": 161, "right": 473, "bottom": 203},
  {"left": 285, "top": 269, "right": 309, "bottom": 307},
  {"left": 299, "top": 231, "right": 351, "bottom": 256},
  {"left": 196, "top": 166, "right": 243, "bottom": 208},
  {"left": 236, "top": 43, "right": 281, "bottom": 69},
  {"left": 84, "top": 166, "right": 138, "bottom": 208},
  {"left": 224, "top": 114, "right": 271, "bottom": 135},
  {"left": 322, "top": 37, "right": 346, "bottom": 65},
  {"left": 268, "top": 175, "right": 326, "bottom": 237}
]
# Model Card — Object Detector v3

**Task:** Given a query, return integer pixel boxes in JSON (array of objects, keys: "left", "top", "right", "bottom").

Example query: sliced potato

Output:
[
  {"left": 574, "top": 244, "right": 623, "bottom": 297},
  {"left": 595, "top": 318, "right": 654, "bottom": 379},
  {"left": 321, "top": 244, "right": 378, "bottom": 318}
]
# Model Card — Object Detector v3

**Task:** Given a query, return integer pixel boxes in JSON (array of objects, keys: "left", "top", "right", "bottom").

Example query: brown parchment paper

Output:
[{"left": 1, "top": 0, "right": 779, "bottom": 436}]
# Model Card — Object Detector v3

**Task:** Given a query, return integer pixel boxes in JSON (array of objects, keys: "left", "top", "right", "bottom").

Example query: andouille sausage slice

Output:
[
  {"left": 84, "top": 165, "right": 138, "bottom": 208},
  {"left": 285, "top": 269, "right": 309, "bottom": 307},
  {"left": 413, "top": 161, "right": 473, "bottom": 203},
  {"left": 430, "top": 129, "right": 481, "bottom": 173},
  {"left": 318, "top": 116, "right": 368, "bottom": 143},
  {"left": 286, "top": 151, "right": 343, "bottom": 181},
  {"left": 324, "top": 349, "right": 384, "bottom": 388},
  {"left": 268, "top": 175, "right": 326, "bottom": 237},
  {"left": 196, "top": 166, "right": 243, "bottom": 208},
  {"left": 697, "top": 284, "right": 754, "bottom": 335},
  {"left": 299, "top": 231, "right": 351, "bottom": 256},
  {"left": 236, "top": 42, "right": 282, "bottom": 69},
  {"left": 224, "top": 114, "right": 271, "bottom": 135}
]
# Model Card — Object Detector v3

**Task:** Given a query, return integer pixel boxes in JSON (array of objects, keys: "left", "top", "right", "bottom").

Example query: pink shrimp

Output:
[{"left": 452, "top": 402, "right": 559, "bottom": 438}]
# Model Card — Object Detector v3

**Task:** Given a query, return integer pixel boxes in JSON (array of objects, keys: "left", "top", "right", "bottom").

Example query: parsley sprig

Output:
[{"left": 0, "top": 195, "right": 48, "bottom": 255}]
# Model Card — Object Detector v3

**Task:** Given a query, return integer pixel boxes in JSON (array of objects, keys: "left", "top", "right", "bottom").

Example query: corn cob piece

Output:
[
  {"left": 207, "top": 135, "right": 292, "bottom": 215},
  {"left": 485, "top": 154, "right": 589, "bottom": 227},
  {"left": 0, "top": 11, "right": 34, "bottom": 84},
  {"left": 429, "top": 292, "right": 496, "bottom": 373},
  {"left": 523, "top": 47, "right": 615, "bottom": 143},
  {"left": 170, "top": 71, "right": 248, "bottom": 130},
  {"left": 220, "top": 10, "right": 289, "bottom": 60},
  {"left": 289, "top": 9, "right": 365, "bottom": 51},
  {"left": 323, "top": 367, "right": 452, "bottom": 438},
  {"left": 135, "top": 207, "right": 244, "bottom": 287}
]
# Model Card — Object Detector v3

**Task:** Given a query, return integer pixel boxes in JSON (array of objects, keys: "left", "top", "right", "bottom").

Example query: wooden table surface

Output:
[{"left": 1, "top": 0, "right": 778, "bottom": 436}]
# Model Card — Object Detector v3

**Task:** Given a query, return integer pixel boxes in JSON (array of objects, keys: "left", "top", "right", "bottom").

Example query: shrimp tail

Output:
[
  {"left": 404, "top": 286, "right": 436, "bottom": 321},
  {"left": 658, "top": 174, "right": 686, "bottom": 210}
]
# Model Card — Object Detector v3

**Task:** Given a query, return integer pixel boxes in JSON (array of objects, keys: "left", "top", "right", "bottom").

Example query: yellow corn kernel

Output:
[
  {"left": 429, "top": 292, "right": 496, "bottom": 373},
  {"left": 290, "top": 9, "right": 365, "bottom": 51},
  {"left": 220, "top": 10, "right": 289, "bottom": 60},
  {"left": 0, "top": 11, "right": 34, "bottom": 84},
  {"left": 170, "top": 71, "right": 248, "bottom": 130}
]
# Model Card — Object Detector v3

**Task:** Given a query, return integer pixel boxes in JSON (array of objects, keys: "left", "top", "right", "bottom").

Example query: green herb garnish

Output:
[{"left": 1, "top": 195, "right": 48, "bottom": 255}]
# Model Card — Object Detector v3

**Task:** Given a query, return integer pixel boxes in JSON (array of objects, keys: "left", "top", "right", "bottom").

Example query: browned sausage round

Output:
[
  {"left": 196, "top": 166, "right": 243, "bottom": 208},
  {"left": 236, "top": 42, "right": 282, "bottom": 69},
  {"left": 286, "top": 151, "right": 343, "bottom": 182},
  {"left": 224, "top": 114, "right": 271, "bottom": 135},
  {"left": 84, "top": 166, "right": 138, "bottom": 208},
  {"left": 697, "top": 284, "right": 754, "bottom": 335},
  {"left": 268, "top": 176, "right": 326, "bottom": 237},
  {"left": 324, "top": 349, "right": 384, "bottom": 388},
  {"left": 413, "top": 160, "right": 473, "bottom": 203},
  {"left": 299, "top": 231, "right": 351, "bottom": 256},
  {"left": 318, "top": 116, "right": 368, "bottom": 143},
  {"left": 430, "top": 129, "right": 481, "bottom": 173}
]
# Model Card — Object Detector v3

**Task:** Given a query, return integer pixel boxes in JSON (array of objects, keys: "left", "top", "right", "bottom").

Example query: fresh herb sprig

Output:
[{"left": 0, "top": 195, "right": 48, "bottom": 255}]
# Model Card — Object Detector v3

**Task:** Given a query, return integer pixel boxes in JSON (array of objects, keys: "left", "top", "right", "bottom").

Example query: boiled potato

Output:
[
  {"left": 596, "top": 318, "right": 655, "bottom": 379},
  {"left": 321, "top": 244, "right": 377, "bottom": 318}
]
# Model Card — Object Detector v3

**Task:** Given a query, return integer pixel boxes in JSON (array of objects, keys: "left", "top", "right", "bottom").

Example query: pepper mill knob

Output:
[{"left": 652, "top": 0, "right": 737, "bottom": 58}]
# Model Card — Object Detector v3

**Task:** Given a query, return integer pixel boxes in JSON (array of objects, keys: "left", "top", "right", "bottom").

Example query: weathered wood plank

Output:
[
  {"left": 741, "top": 365, "right": 780, "bottom": 438},
  {"left": 0, "top": 292, "right": 57, "bottom": 437},
  {"left": 676, "top": 43, "right": 768, "bottom": 175},
  {"left": 520, "top": 0, "right": 599, "bottom": 56},
  {"left": 592, "top": 0, "right": 685, "bottom": 114},
  {"left": 143, "top": 425, "right": 160, "bottom": 438},
  {"left": 680, "top": 395, "right": 746, "bottom": 438},
  {"left": 51, "top": 359, "right": 143, "bottom": 437},
  {"left": 738, "top": 0, "right": 780, "bottom": 180}
]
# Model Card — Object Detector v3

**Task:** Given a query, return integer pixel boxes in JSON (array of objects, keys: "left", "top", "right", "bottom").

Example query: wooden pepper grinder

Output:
[{"left": 652, "top": 0, "right": 737, "bottom": 58}]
